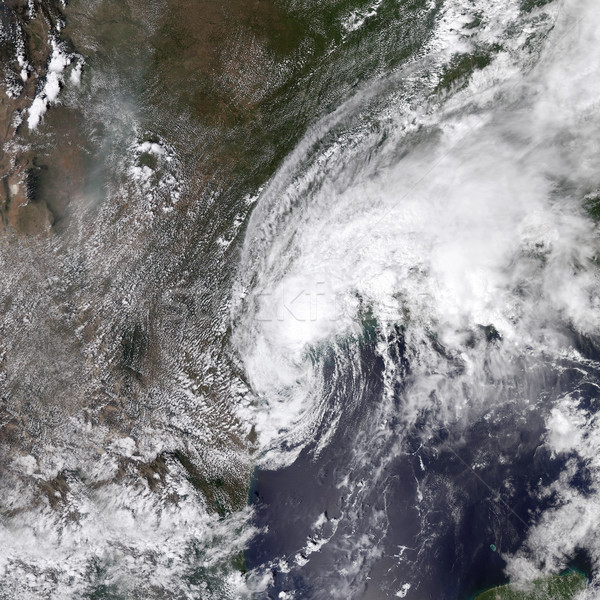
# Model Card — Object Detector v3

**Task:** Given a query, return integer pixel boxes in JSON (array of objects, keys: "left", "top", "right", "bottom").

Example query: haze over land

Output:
[{"left": 0, "top": 0, "right": 599, "bottom": 599}]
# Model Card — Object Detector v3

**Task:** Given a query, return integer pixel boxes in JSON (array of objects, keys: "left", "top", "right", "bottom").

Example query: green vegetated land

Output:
[{"left": 474, "top": 571, "right": 586, "bottom": 600}]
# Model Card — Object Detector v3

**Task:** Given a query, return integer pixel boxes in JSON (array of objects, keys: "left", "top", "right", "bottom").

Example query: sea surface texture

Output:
[{"left": 0, "top": 0, "right": 599, "bottom": 599}]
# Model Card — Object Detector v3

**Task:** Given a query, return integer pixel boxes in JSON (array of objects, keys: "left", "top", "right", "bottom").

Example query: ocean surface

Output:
[{"left": 1, "top": 0, "right": 600, "bottom": 598}]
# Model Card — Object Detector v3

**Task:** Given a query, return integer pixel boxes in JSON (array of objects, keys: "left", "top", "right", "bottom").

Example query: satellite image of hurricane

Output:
[{"left": 1, "top": 0, "right": 600, "bottom": 599}]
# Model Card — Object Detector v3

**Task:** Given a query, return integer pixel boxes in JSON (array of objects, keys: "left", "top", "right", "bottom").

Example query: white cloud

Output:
[
  {"left": 546, "top": 401, "right": 585, "bottom": 456},
  {"left": 27, "top": 41, "right": 78, "bottom": 130},
  {"left": 233, "top": 0, "right": 600, "bottom": 461}
]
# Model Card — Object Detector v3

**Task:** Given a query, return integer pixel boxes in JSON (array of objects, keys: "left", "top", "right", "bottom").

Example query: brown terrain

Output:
[
  {"left": 0, "top": 0, "right": 304, "bottom": 234},
  {"left": 0, "top": 0, "right": 320, "bottom": 520},
  {"left": 0, "top": 0, "right": 67, "bottom": 232},
  {"left": 0, "top": 0, "right": 440, "bottom": 522}
]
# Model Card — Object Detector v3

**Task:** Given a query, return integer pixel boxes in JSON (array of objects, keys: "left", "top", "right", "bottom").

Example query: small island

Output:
[{"left": 474, "top": 570, "right": 586, "bottom": 600}]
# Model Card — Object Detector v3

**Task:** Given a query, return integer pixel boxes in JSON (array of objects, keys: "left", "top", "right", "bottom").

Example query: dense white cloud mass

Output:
[
  {"left": 236, "top": 0, "right": 599, "bottom": 449},
  {"left": 3, "top": 0, "right": 599, "bottom": 596},
  {"left": 234, "top": 0, "right": 600, "bottom": 591},
  {"left": 27, "top": 41, "right": 81, "bottom": 130}
]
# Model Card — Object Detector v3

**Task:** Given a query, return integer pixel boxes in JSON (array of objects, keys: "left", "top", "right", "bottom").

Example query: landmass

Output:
[{"left": 475, "top": 571, "right": 587, "bottom": 600}]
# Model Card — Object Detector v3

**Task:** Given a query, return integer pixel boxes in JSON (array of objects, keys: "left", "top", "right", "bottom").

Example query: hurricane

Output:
[
  {"left": 1, "top": 0, "right": 599, "bottom": 598},
  {"left": 233, "top": 0, "right": 600, "bottom": 597}
]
